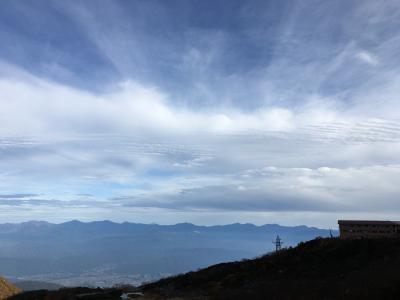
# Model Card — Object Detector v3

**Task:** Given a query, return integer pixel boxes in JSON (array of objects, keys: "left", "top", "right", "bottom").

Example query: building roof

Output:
[{"left": 338, "top": 220, "right": 400, "bottom": 225}]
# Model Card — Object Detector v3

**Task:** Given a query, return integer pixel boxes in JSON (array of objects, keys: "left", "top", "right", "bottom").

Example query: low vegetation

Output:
[{"left": 141, "top": 237, "right": 400, "bottom": 299}]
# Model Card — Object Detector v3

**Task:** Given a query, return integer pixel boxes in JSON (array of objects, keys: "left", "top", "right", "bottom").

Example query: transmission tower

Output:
[{"left": 273, "top": 235, "right": 283, "bottom": 251}]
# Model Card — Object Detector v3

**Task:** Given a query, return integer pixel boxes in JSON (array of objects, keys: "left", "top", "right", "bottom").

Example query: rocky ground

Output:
[{"left": 0, "top": 277, "right": 20, "bottom": 300}]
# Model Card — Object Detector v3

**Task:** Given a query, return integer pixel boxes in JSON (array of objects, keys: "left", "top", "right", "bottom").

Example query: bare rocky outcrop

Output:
[{"left": 0, "top": 277, "right": 20, "bottom": 300}]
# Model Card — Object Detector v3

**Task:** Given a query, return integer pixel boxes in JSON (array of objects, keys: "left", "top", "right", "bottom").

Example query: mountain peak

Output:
[
  {"left": 62, "top": 220, "right": 83, "bottom": 225},
  {"left": 20, "top": 221, "right": 51, "bottom": 227}
]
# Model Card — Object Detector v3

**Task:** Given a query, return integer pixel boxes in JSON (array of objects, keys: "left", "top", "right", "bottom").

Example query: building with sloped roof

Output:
[{"left": 338, "top": 220, "right": 400, "bottom": 239}]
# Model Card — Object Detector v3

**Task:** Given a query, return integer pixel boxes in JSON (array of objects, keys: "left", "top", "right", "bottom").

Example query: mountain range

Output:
[{"left": 0, "top": 220, "right": 335, "bottom": 287}]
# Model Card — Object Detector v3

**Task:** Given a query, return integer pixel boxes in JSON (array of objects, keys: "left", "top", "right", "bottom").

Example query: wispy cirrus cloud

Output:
[
  {"left": 355, "top": 51, "right": 379, "bottom": 66},
  {"left": 0, "top": 194, "right": 38, "bottom": 199},
  {"left": 0, "top": 0, "right": 400, "bottom": 226}
]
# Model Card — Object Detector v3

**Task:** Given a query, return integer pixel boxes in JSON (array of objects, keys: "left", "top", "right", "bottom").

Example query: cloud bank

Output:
[{"left": 0, "top": 0, "right": 400, "bottom": 227}]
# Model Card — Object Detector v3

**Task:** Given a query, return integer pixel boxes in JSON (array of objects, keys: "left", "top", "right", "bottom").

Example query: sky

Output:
[{"left": 0, "top": 0, "right": 400, "bottom": 227}]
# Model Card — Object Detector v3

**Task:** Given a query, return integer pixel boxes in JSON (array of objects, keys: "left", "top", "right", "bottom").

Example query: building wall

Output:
[{"left": 339, "top": 223, "right": 400, "bottom": 239}]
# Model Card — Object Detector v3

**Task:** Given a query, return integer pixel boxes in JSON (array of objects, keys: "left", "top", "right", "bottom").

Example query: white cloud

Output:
[
  {"left": 0, "top": 66, "right": 400, "bottom": 225},
  {"left": 0, "top": 70, "right": 324, "bottom": 137},
  {"left": 100, "top": 165, "right": 400, "bottom": 229},
  {"left": 355, "top": 50, "right": 379, "bottom": 66},
  {"left": 2, "top": 0, "right": 400, "bottom": 227},
  {"left": 2, "top": 0, "right": 400, "bottom": 228}
]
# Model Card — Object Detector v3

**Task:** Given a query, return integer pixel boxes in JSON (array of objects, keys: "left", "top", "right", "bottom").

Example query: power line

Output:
[{"left": 273, "top": 235, "right": 283, "bottom": 251}]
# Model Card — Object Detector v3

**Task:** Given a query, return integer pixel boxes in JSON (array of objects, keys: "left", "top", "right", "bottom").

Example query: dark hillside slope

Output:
[
  {"left": 13, "top": 280, "right": 63, "bottom": 291},
  {"left": 141, "top": 238, "right": 400, "bottom": 299}
]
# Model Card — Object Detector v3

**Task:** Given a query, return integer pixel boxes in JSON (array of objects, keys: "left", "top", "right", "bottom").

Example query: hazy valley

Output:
[
  {"left": 7, "top": 237, "right": 400, "bottom": 299},
  {"left": 0, "top": 221, "right": 334, "bottom": 288}
]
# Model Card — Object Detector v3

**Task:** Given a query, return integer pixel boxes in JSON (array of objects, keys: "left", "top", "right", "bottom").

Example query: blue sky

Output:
[{"left": 0, "top": 0, "right": 400, "bottom": 227}]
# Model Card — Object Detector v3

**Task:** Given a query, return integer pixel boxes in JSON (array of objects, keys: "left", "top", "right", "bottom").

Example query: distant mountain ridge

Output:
[
  {"left": 0, "top": 220, "right": 332, "bottom": 237},
  {"left": 0, "top": 220, "right": 336, "bottom": 287}
]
